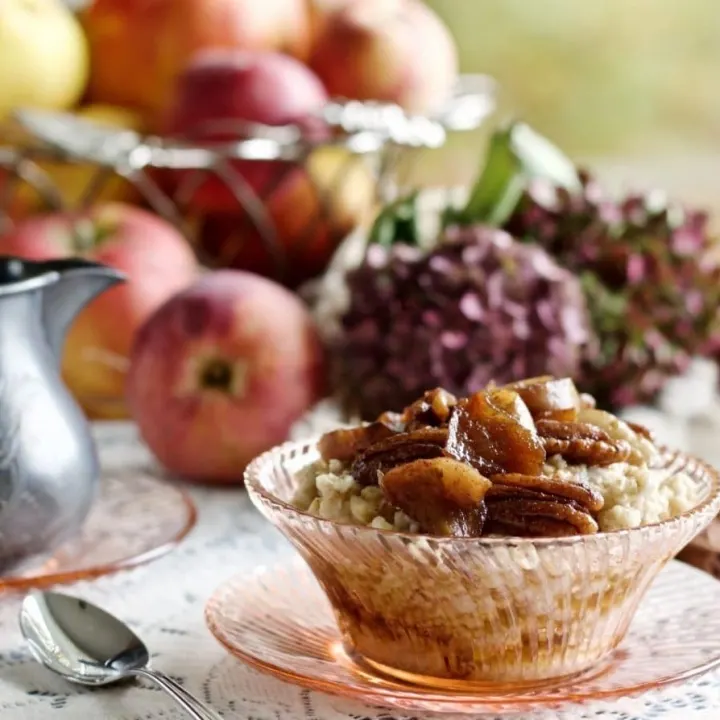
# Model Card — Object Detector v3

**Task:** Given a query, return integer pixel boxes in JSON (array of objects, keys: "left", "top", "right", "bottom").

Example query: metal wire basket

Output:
[{"left": 0, "top": 75, "right": 496, "bottom": 287}]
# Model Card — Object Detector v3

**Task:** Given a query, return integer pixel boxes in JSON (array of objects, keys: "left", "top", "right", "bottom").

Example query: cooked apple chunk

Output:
[{"left": 380, "top": 457, "right": 491, "bottom": 537}]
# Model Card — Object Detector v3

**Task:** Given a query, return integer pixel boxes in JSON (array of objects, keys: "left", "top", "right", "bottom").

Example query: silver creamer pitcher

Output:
[{"left": 0, "top": 256, "right": 124, "bottom": 570}]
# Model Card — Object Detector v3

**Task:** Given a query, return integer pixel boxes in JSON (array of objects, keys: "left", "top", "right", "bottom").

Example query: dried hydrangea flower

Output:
[{"left": 333, "top": 225, "right": 595, "bottom": 420}]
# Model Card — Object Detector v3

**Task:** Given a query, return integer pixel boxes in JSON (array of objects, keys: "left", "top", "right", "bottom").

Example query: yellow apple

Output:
[{"left": 0, "top": 0, "right": 89, "bottom": 120}]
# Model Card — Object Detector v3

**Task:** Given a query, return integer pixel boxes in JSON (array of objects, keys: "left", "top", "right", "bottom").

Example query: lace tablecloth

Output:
[{"left": 3, "top": 365, "right": 720, "bottom": 719}]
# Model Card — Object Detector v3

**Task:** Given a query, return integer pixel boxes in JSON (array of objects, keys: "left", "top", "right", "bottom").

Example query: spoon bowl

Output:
[
  {"left": 20, "top": 590, "right": 222, "bottom": 719},
  {"left": 21, "top": 592, "right": 148, "bottom": 686}
]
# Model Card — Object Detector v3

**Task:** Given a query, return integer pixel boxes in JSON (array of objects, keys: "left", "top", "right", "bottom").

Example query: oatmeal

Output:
[
  {"left": 292, "top": 378, "right": 700, "bottom": 536},
  {"left": 546, "top": 454, "right": 698, "bottom": 531},
  {"left": 294, "top": 459, "right": 419, "bottom": 531}
]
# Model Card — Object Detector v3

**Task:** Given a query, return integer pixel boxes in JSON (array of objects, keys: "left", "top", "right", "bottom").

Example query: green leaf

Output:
[
  {"left": 449, "top": 125, "right": 523, "bottom": 226},
  {"left": 368, "top": 191, "right": 421, "bottom": 247},
  {"left": 510, "top": 122, "right": 582, "bottom": 193},
  {"left": 451, "top": 121, "right": 582, "bottom": 227}
]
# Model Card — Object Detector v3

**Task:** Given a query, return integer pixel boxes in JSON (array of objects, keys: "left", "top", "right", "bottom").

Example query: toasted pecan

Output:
[
  {"left": 535, "top": 419, "right": 613, "bottom": 443},
  {"left": 488, "top": 472, "right": 604, "bottom": 512},
  {"left": 541, "top": 436, "right": 632, "bottom": 467},
  {"left": 485, "top": 517, "right": 585, "bottom": 538},
  {"left": 351, "top": 428, "right": 449, "bottom": 486},
  {"left": 485, "top": 498, "right": 599, "bottom": 536}
]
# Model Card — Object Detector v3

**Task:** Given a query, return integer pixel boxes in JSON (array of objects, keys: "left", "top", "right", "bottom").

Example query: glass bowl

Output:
[{"left": 244, "top": 438, "right": 720, "bottom": 691}]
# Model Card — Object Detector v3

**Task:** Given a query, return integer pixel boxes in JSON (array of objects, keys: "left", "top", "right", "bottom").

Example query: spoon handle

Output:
[{"left": 130, "top": 667, "right": 224, "bottom": 720}]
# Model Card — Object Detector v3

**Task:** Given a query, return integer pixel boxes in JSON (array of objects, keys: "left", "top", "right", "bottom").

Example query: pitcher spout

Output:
[{"left": 40, "top": 258, "right": 126, "bottom": 363}]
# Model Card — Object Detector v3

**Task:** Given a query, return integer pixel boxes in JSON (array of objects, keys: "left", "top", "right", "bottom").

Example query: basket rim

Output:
[{"left": 9, "top": 74, "right": 498, "bottom": 169}]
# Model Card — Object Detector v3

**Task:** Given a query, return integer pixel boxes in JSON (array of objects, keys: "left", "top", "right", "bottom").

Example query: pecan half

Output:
[
  {"left": 488, "top": 472, "right": 604, "bottom": 512},
  {"left": 535, "top": 419, "right": 612, "bottom": 444},
  {"left": 485, "top": 485, "right": 559, "bottom": 503},
  {"left": 541, "top": 436, "right": 632, "bottom": 466},
  {"left": 536, "top": 417, "right": 633, "bottom": 466},
  {"left": 485, "top": 498, "right": 599, "bottom": 537},
  {"left": 485, "top": 515, "right": 588, "bottom": 538},
  {"left": 576, "top": 408, "right": 650, "bottom": 466},
  {"left": 351, "top": 428, "right": 449, "bottom": 486}
]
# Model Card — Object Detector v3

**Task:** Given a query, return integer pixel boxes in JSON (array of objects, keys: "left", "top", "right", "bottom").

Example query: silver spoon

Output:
[{"left": 19, "top": 590, "right": 223, "bottom": 720}]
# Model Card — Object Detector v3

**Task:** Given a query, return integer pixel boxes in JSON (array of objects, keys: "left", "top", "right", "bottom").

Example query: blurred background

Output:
[
  {"left": 34, "top": 0, "right": 720, "bottom": 204},
  {"left": 432, "top": 0, "right": 720, "bottom": 157},
  {"left": 416, "top": 0, "right": 720, "bottom": 208}
]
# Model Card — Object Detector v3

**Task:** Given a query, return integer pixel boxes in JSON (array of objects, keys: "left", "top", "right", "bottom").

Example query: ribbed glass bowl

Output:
[{"left": 245, "top": 438, "right": 720, "bottom": 690}]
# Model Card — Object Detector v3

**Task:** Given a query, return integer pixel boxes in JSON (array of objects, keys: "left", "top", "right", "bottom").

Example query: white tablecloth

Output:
[{"left": 2, "top": 394, "right": 720, "bottom": 719}]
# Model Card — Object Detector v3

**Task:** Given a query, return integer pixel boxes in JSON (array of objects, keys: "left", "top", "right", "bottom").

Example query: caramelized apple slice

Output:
[
  {"left": 447, "top": 389, "right": 545, "bottom": 475},
  {"left": 489, "top": 387, "right": 536, "bottom": 430},
  {"left": 503, "top": 377, "right": 582, "bottom": 422},
  {"left": 318, "top": 421, "right": 398, "bottom": 462},
  {"left": 402, "top": 387, "right": 458, "bottom": 429},
  {"left": 381, "top": 457, "right": 491, "bottom": 537},
  {"left": 376, "top": 411, "right": 406, "bottom": 432}
]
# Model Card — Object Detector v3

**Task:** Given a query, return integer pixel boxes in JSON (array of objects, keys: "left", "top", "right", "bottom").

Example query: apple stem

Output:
[{"left": 198, "top": 357, "right": 247, "bottom": 396}]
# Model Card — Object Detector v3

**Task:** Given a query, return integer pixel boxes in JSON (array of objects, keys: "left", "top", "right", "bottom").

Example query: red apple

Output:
[
  {"left": 307, "top": 0, "right": 360, "bottom": 45},
  {"left": 309, "top": 0, "right": 459, "bottom": 114},
  {"left": 162, "top": 49, "right": 329, "bottom": 213},
  {"left": 0, "top": 203, "right": 199, "bottom": 418},
  {"left": 126, "top": 270, "right": 326, "bottom": 483},
  {"left": 81, "top": 0, "right": 311, "bottom": 125},
  {"left": 194, "top": 145, "right": 377, "bottom": 287}
]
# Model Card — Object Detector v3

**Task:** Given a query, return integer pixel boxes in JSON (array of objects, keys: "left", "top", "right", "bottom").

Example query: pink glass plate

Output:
[
  {"left": 0, "top": 467, "right": 196, "bottom": 592},
  {"left": 206, "top": 556, "right": 720, "bottom": 715}
]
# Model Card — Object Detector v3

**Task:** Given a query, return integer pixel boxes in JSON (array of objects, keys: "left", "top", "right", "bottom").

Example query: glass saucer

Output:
[
  {"left": 0, "top": 467, "right": 196, "bottom": 592},
  {"left": 205, "top": 556, "right": 720, "bottom": 715}
]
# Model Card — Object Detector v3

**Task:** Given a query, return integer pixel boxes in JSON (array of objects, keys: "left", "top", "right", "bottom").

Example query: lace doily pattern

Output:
[{"left": 0, "top": 391, "right": 719, "bottom": 719}]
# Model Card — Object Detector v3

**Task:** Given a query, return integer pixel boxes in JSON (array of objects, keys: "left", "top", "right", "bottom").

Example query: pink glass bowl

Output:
[{"left": 244, "top": 439, "right": 720, "bottom": 691}]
